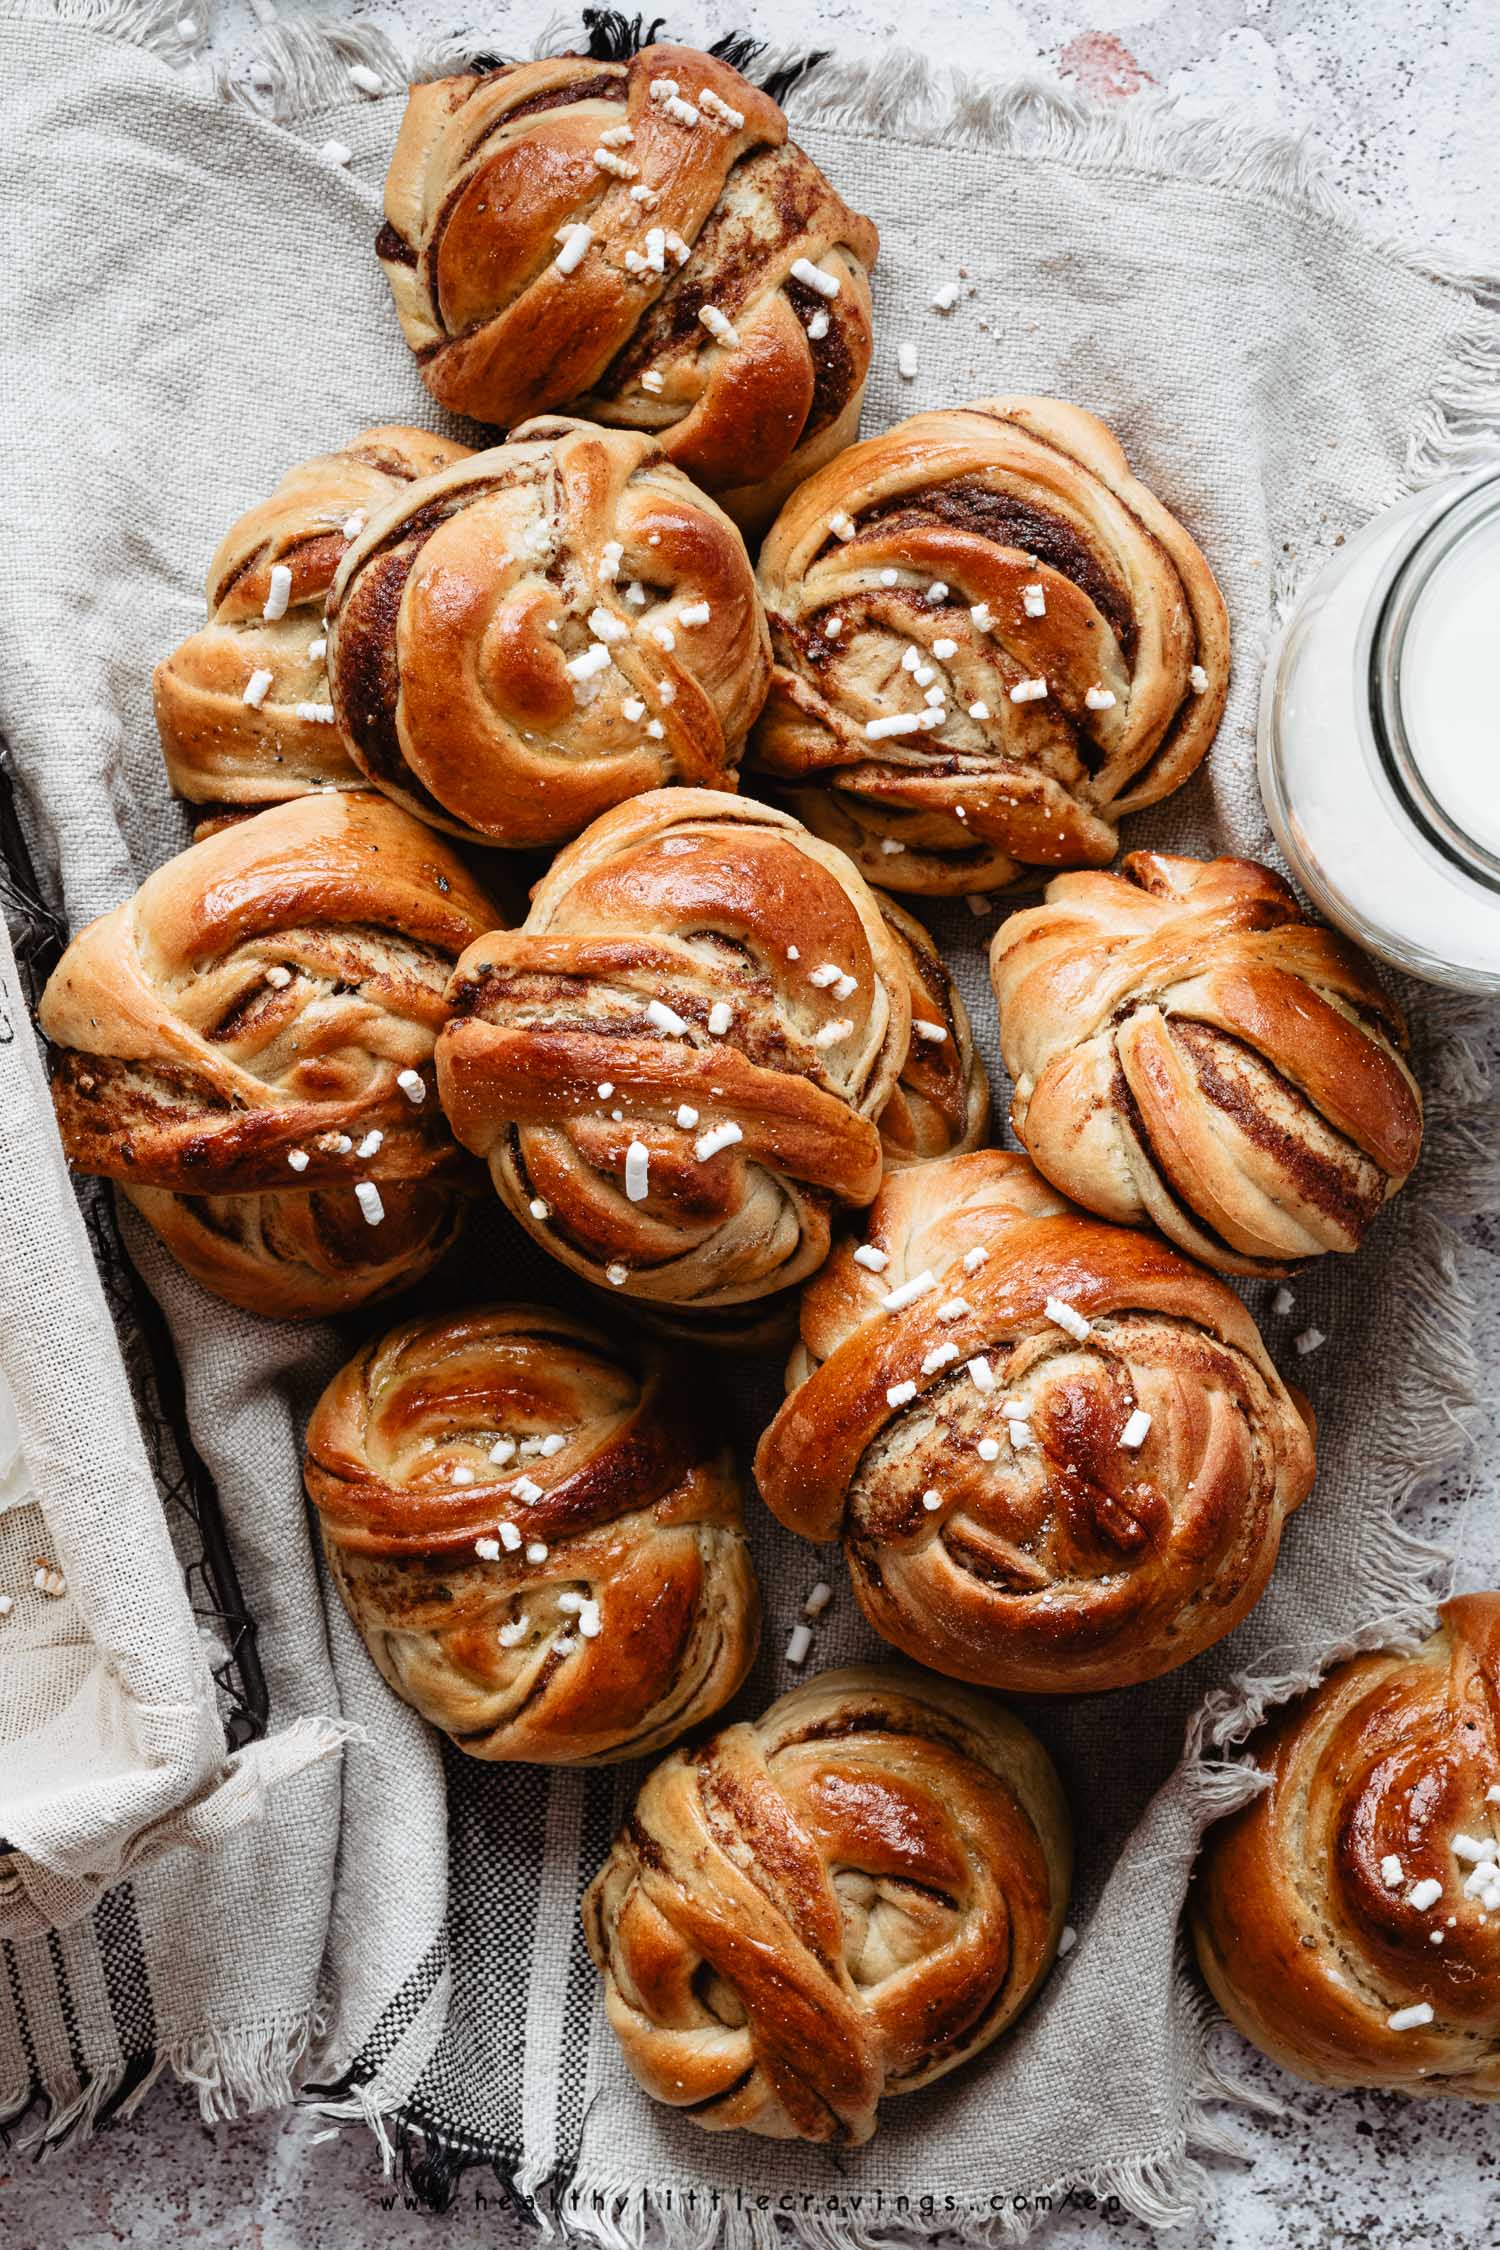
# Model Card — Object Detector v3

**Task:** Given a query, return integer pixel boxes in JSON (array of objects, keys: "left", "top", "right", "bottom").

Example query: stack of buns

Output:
[{"left": 34, "top": 34, "right": 1458, "bottom": 2145}]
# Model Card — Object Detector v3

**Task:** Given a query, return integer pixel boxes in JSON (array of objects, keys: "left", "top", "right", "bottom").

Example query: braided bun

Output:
[
  {"left": 305, "top": 1305, "right": 759, "bottom": 1762},
  {"left": 378, "top": 46, "right": 877, "bottom": 529},
  {"left": 756, "top": 1151, "right": 1315, "bottom": 1694},
  {"left": 324, "top": 417, "right": 769, "bottom": 849},
  {"left": 436, "top": 789, "right": 910, "bottom": 1311},
  {"left": 39, "top": 794, "right": 501, "bottom": 1310},
  {"left": 991, "top": 852, "right": 1422, "bottom": 1273},
  {"left": 584, "top": 1665, "right": 1070, "bottom": 2141},
  {"left": 752, "top": 397, "right": 1229, "bottom": 892}
]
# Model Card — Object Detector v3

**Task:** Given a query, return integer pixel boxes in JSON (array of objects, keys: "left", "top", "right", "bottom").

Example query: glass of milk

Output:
[{"left": 1259, "top": 465, "right": 1500, "bottom": 992}]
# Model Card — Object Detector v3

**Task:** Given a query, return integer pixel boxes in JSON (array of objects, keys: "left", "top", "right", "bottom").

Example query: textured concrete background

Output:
[{"left": 6, "top": 1, "right": 1499, "bottom": 2244}]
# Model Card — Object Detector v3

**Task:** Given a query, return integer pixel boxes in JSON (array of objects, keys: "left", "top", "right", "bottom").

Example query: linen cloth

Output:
[{"left": 0, "top": 5, "right": 1497, "bottom": 2232}]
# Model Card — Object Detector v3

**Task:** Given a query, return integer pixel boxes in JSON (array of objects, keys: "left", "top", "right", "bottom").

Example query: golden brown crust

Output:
[
  {"left": 1191, "top": 1596, "right": 1500, "bottom": 2095},
  {"left": 751, "top": 397, "right": 1230, "bottom": 893},
  {"left": 377, "top": 46, "right": 878, "bottom": 530},
  {"left": 119, "top": 1177, "right": 467, "bottom": 1321},
  {"left": 754, "top": 1150, "right": 1315, "bottom": 1694},
  {"left": 153, "top": 427, "right": 471, "bottom": 810},
  {"left": 990, "top": 851, "right": 1423, "bottom": 1274},
  {"left": 324, "top": 417, "right": 770, "bottom": 849},
  {"left": 582, "top": 1664, "right": 1070, "bottom": 2142},
  {"left": 304, "top": 1304, "right": 759, "bottom": 1763},
  {"left": 435, "top": 789, "right": 911, "bottom": 1311},
  {"left": 39, "top": 792, "right": 502, "bottom": 1197}
]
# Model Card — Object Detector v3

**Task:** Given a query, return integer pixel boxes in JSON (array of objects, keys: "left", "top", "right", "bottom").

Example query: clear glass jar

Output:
[{"left": 1258, "top": 465, "right": 1500, "bottom": 992}]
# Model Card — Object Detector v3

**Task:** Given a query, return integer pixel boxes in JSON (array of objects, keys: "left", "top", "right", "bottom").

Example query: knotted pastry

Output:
[
  {"left": 153, "top": 426, "right": 471, "bottom": 822},
  {"left": 304, "top": 1305, "right": 759, "bottom": 1763},
  {"left": 583, "top": 1665, "right": 1070, "bottom": 2142},
  {"left": 756, "top": 1151, "right": 1315, "bottom": 1694},
  {"left": 436, "top": 788, "right": 911, "bottom": 1312},
  {"left": 990, "top": 852, "right": 1423, "bottom": 1274},
  {"left": 377, "top": 45, "right": 878, "bottom": 529},
  {"left": 120, "top": 1179, "right": 465, "bottom": 1321},
  {"left": 751, "top": 397, "right": 1230, "bottom": 893},
  {"left": 324, "top": 417, "right": 769, "bottom": 850},
  {"left": 39, "top": 794, "right": 501, "bottom": 1310},
  {"left": 1191, "top": 1595, "right": 1500, "bottom": 2095}
]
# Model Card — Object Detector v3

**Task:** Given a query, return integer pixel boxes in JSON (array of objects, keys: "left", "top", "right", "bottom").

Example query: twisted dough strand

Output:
[
  {"left": 305, "top": 1305, "right": 759, "bottom": 1763},
  {"left": 325, "top": 417, "right": 769, "bottom": 849},
  {"left": 436, "top": 789, "right": 911, "bottom": 1310},
  {"left": 153, "top": 426, "right": 471, "bottom": 820},
  {"left": 752, "top": 397, "right": 1229, "bottom": 892},
  {"left": 378, "top": 45, "right": 877, "bottom": 529},
  {"left": 1192, "top": 1596, "right": 1500, "bottom": 2094},
  {"left": 583, "top": 1666, "right": 1069, "bottom": 2141},
  {"left": 991, "top": 852, "right": 1422, "bottom": 1272},
  {"left": 756, "top": 1151, "right": 1315, "bottom": 1694}
]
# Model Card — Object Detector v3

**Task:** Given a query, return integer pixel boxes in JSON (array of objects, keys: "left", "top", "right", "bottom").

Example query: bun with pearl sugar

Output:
[
  {"left": 304, "top": 1304, "right": 759, "bottom": 1763},
  {"left": 324, "top": 417, "right": 770, "bottom": 850},
  {"left": 1191, "top": 1596, "right": 1500, "bottom": 2095},
  {"left": 755, "top": 1150, "right": 1315, "bottom": 1694},
  {"left": 153, "top": 426, "right": 471, "bottom": 826},
  {"left": 990, "top": 851, "right": 1423, "bottom": 1274},
  {"left": 435, "top": 789, "right": 912, "bottom": 1313},
  {"left": 751, "top": 397, "right": 1229, "bottom": 893},
  {"left": 39, "top": 793, "right": 500, "bottom": 1314},
  {"left": 377, "top": 45, "right": 878, "bottom": 531},
  {"left": 582, "top": 1664, "right": 1070, "bottom": 2142}
]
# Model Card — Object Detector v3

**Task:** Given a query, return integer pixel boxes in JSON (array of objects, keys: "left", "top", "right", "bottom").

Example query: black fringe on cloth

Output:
[
  {"left": 394, "top": 2118, "right": 520, "bottom": 2216},
  {"left": 580, "top": 9, "right": 828, "bottom": 104}
]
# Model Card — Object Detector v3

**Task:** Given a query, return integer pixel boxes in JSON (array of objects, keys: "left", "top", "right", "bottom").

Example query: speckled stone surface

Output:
[{"left": 7, "top": 2, "right": 1498, "bottom": 2244}]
